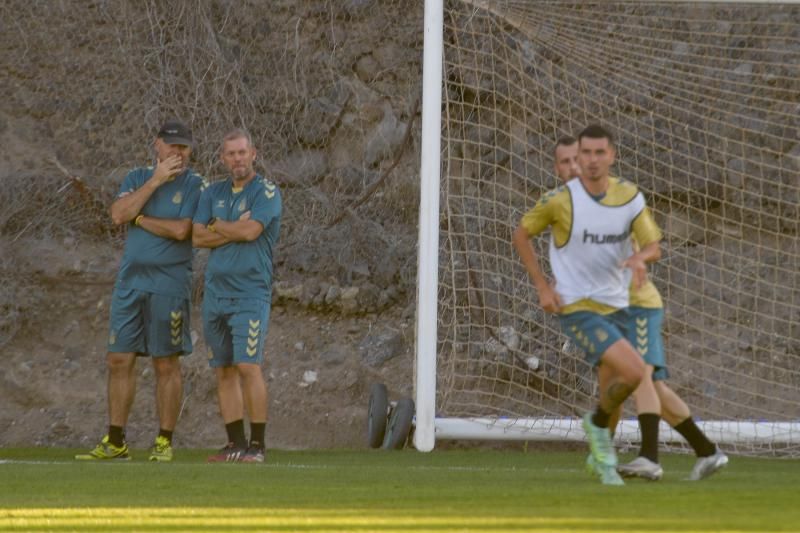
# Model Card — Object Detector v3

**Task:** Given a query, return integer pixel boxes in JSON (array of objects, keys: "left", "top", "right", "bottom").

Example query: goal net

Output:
[{"left": 416, "top": 0, "right": 800, "bottom": 456}]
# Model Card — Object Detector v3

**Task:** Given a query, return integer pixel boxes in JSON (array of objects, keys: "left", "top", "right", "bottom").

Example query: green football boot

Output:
[
  {"left": 75, "top": 435, "right": 131, "bottom": 461},
  {"left": 582, "top": 412, "right": 624, "bottom": 485},
  {"left": 148, "top": 435, "right": 174, "bottom": 462}
]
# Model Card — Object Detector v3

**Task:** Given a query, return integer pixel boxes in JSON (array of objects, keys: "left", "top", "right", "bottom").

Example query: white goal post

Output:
[{"left": 415, "top": 0, "right": 800, "bottom": 455}]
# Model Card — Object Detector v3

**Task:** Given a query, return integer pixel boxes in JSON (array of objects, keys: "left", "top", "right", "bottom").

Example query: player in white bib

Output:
[
  {"left": 550, "top": 138, "right": 729, "bottom": 482},
  {"left": 513, "top": 125, "right": 661, "bottom": 485}
]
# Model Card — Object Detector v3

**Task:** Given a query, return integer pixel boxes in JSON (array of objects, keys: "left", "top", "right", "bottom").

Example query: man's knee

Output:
[
  {"left": 107, "top": 352, "right": 135, "bottom": 374},
  {"left": 236, "top": 363, "right": 265, "bottom": 385},
  {"left": 620, "top": 359, "right": 645, "bottom": 389},
  {"left": 601, "top": 340, "right": 645, "bottom": 387},
  {"left": 215, "top": 365, "right": 239, "bottom": 384},
  {"left": 152, "top": 355, "right": 181, "bottom": 378}
]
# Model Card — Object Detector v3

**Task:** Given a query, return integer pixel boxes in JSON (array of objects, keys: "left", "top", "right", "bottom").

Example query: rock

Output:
[
  {"left": 354, "top": 54, "right": 380, "bottom": 82},
  {"left": 664, "top": 210, "right": 706, "bottom": 245},
  {"left": 267, "top": 150, "right": 328, "bottom": 187},
  {"left": 364, "top": 102, "right": 407, "bottom": 166},
  {"left": 274, "top": 281, "right": 303, "bottom": 301},
  {"left": 786, "top": 143, "right": 800, "bottom": 171},
  {"left": 357, "top": 283, "right": 380, "bottom": 312},
  {"left": 300, "top": 283, "right": 321, "bottom": 307},
  {"left": 525, "top": 356, "right": 540, "bottom": 371},
  {"left": 320, "top": 367, "right": 360, "bottom": 392},
  {"left": 673, "top": 41, "right": 690, "bottom": 56},
  {"left": 372, "top": 255, "right": 399, "bottom": 286},
  {"left": 483, "top": 337, "right": 508, "bottom": 357},
  {"left": 312, "top": 281, "right": 330, "bottom": 307},
  {"left": 297, "top": 97, "right": 343, "bottom": 146},
  {"left": 495, "top": 325, "right": 520, "bottom": 352},
  {"left": 342, "top": 0, "right": 375, "bottom": 17},
  {"left": 725, "top": 158, "right": 745, "bottom": 188},
  {"left": 360, "top": 327, "right": 403, "bottom": 367},
  {"left": 49, "top": 422, "right": 71, "bottom": 438},
  {"left": 340, "top": 286, "right": 360, "bottom": 314},
  {"left": 301, "top": 370, "right": 318, "bottom": 386},
  {"left": 732, "top": 63, "right": 753, "bottom": 77},
  {"left": 62, "top": 358, "right": 80, "bottom": 372},
  {"left": 319, "top": 344, "right": 349, "bottom": 366},
  {"left": 348, "top": 261, "right": 371, "bottom": 281},
  {"left": 0, "top": 370, "right": 49, "bottom": 407},
  {"left": 372, "top": 41, "right": 402, "bottom": 71},
  {"left": 324, "top": 285, "right": 341, "bottom": 305}
]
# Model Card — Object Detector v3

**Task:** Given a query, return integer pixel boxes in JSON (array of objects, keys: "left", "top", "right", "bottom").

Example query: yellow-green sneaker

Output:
[
  {"left": 585, "top": 453, "right": 597, "bottom": 476},
  {"left": 148, "top": 435, "right": 173, "bottom": 462},
  {"left": 75, "top": 435, "right": 131, "bottom": 461}
]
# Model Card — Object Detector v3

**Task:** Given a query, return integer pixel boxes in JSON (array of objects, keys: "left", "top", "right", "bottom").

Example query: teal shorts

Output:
[
  {"left": 202, "top": 296, "right": 270, "bottom": 368},
  {"left": 628, "top": 306, "right": 669, "bottom": 381},
  {"left": 558, "top": 309, "right": 631, "bottom": 367},
  {"left": 108, "top": 287, "right": 192, "bottom": 357}
]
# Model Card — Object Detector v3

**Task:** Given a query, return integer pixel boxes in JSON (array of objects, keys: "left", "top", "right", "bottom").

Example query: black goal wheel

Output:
[
  {"left": 381, "top": 397, "right": 415, "bottom": 450},
  {"left": 367, "top": 383, "right": 389, "bottom": 448}
]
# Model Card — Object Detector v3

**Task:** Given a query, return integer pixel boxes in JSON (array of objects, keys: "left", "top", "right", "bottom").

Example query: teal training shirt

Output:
[
  {"left": 194, "top": 174, "right": 282, "bottom": 300},
  {"left": 115, "top": 166, "right": 205, "bottom": 299}
]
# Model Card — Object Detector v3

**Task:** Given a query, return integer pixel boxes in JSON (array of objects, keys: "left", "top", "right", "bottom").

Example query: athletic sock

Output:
[
  {"left": 158, "top": 429, "right": 173, "bottom": 444},
  {"left": 225, "top": 419, "right": 248, "bottom": 448},
  {"left": 250, "top": 423, "right": 266, "bottom": 448},
  {"left": 591, "top": 407, "right": 611, "bottom": 429},
  {"left": 108, "top": 425, "right": 125, "bottom": 447},
  {"left": 638, "top": 413, "right": 660, "bottom": 463},
  {"left": 673, "top": 417, "right": 716, "bottom": 457}
]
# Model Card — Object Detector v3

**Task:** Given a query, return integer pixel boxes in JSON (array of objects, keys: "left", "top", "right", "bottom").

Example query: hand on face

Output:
[{"left": 152, "top": 154, "right": 184, "bottom": 185}]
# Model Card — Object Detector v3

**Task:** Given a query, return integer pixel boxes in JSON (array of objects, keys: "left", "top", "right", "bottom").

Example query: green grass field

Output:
[{"left": 1, "top": 448, "right": 798, "bottom": 532}]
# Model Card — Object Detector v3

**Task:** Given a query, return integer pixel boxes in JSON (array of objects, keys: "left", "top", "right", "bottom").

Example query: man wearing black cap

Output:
[{"left": 76, "top": 119, "right": 206, "bottom": 462}]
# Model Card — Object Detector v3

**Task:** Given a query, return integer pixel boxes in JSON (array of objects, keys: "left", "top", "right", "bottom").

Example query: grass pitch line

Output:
[{"left": 0, "top": 458, "right": 579, "bottom": 473}]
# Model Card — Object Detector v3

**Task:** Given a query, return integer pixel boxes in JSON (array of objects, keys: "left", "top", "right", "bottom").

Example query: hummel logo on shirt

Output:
[{"left": 583, "top": 228, "right": 631, "bottom": 244}]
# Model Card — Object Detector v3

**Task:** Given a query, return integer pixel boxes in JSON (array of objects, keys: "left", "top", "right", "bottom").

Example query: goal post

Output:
[
  {"left": 415, "top": 0, "right": 800, "bottom": 455},
  {"left": 415, "top": 0, "right": 444, "bottom": 454}
]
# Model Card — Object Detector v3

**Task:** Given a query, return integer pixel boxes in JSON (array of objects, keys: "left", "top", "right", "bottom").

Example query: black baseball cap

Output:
[{"left": 157, "top": 119, "right": 193, "bottom": 146}]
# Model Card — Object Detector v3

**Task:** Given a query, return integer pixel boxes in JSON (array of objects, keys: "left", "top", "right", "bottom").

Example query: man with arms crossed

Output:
[
  {"left": 551, "top": 136, "right": 728, "bottom": 481},
  {"left": 193, "top": 129, "right": 281, "bottom": 463},
  {"left": 513, "top": 125, "right": 657, "bottom": 485},
  {"left": 77, "top": 119, "right": 204, "bottom": 461}
]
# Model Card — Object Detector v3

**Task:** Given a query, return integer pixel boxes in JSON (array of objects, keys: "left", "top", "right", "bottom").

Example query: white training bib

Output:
[{"left": 549, "top": 179, "right": 645, "bottom": 309}]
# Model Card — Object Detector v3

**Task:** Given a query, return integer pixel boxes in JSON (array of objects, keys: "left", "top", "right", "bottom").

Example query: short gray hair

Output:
[{"left": 220, "top": 128, "right": 253, "bottom": 152}]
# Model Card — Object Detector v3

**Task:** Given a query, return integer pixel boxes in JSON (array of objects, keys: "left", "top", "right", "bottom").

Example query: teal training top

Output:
[
  {"left": 115, "top": 166, "right": 205, "bottom": 299},
  {"left": 193, "top": 175, "right": 282, "bottom": 300}
]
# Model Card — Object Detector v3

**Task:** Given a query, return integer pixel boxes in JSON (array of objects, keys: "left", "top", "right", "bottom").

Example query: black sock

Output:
[
  {"left": 108, "top": 425, "right": 125, "bottom": 447},
  {"left": 225, "top": 419, "right": 247, "bottom": 448},
  {"left": 673, "top": 417, "right": 716, "bottom": 457},
  {"left": 638, "top": 413, "right": 660, "bottom": 463},
  {"left": 591, "top": 407, "right": 611, "bottom": 429},
  {"left": 250, "top": 422, "right": 266, "bottom": 448},
  {"left": 158, "top": 429, "right": 173, "bottom": 444}
]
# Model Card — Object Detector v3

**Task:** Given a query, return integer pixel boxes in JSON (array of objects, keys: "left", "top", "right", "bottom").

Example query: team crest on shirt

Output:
[
  {"left": 109, "top": 331, "right": 116, "bottom": 345},
  {"left": 238, "top": 199, "right": 247, "bottom": 212},
  {"left": 172, "top": 191, "right": 183, "bottom": 204},
  {"left": 595, "top": 328, "right": 609, "bottom": 343}
]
